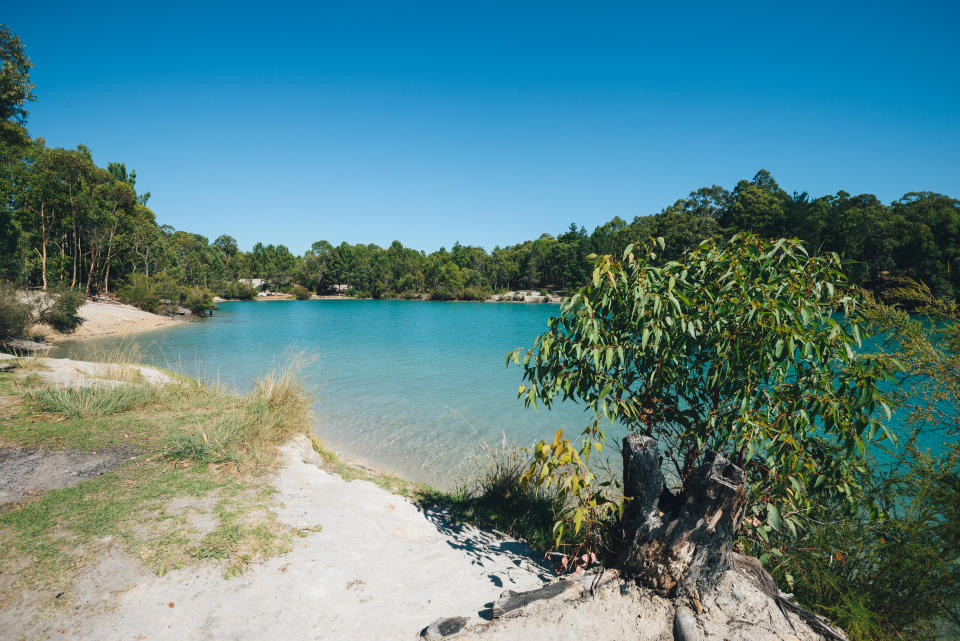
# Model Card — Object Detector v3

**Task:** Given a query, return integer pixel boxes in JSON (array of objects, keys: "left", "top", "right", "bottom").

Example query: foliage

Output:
[
  {"left": 35, "top": 286, "right": 85, "bottom": 332},
  {"left": 756, "top": 445, "right": 960, "bottom": 641},
  {"left": 509, "top": 235, "right": 892, "bottom": 553},
  {"left": 748, "top": 279, "right": 960, "bottom": 640},
  {"left": 217, "top": 280, "right": 257, "bottom": 300},
  {"left": 290, "top": 284, "right": 311, "bottom": 300},
  {"left": 116, "top": 274, "right": 216, "bottom": 315},
  {"left": 0, "top": 25, "right": 35, "bottom": 126},
  {"left": 0, "top": 280, "right": 34, "bottom": 341},
  {"left": 181, "top": 286, "right": 215, "bottom": 315},
  {"left": 116, "top": 273, "right": 161, "bottom": 313}
]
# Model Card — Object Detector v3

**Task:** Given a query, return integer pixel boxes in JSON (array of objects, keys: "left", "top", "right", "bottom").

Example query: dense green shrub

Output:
[
  {"left": 181, "top": 287, "right": 215, "bottom": 315},
  {"left": 0, "top": 282, "right": 34, "bottom": 342},
  {"left": 459, "top": 287, "right": 488, "bottom": 301},
  {"left": 290, "top": 284, "right": 311, "bottom": 300},
  {"left": 116, "top": 274, "right": 161, "bottom": 313},
  {"left": 117, "top": 275, "right": 215, "bottom": 316},
  {"left": 751, "top": 279, "right": 960, "bottom": 641},
  {"left": 512, "top": 235, "right": 891, "bottom": 559},
  {"left": 754, "top": 444, "right": 960, "bottom": 641},
  {"left": 428, "top": 289, "right": 457, "bottom": 301},
  {"left": 217, "top": 281, "right": 257, "bottom": 300},
  {"left": 36, "top": 287, "right": 85, "bottom": 332}
]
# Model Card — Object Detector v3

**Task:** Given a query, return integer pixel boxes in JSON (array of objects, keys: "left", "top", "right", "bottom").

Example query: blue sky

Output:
[{"left": 6, "top": 1, "right": 959, "bottom": 254}]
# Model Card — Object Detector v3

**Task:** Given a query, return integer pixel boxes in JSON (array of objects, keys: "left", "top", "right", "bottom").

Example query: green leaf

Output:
[{"left": 766, "top": 503, "right": 782, "bottom": 531}]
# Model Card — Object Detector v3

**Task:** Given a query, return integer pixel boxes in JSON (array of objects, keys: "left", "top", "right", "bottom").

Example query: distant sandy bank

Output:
[{"left": 43, "top": 300, "right": 183, "bottom": 342}]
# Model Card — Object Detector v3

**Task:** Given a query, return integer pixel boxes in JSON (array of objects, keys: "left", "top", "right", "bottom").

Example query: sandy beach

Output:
[
  {"left": 41, "top": 300, "right": 183, "bottom": 342},
  {"left": 0, "top": 355, "right": 836, "bottom": 641}
]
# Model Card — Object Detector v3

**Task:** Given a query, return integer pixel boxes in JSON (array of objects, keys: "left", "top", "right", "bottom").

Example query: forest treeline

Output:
[{"left": 2, "top": 25, "right": 959, "bottom": 303}]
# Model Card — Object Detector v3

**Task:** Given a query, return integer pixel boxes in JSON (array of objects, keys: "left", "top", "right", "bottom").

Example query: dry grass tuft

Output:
[{"left": 164, "top": 361, "right": 312, "bottom": 469}]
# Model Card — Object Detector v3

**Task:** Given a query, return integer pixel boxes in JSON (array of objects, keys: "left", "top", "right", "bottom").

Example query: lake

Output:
[
  {"left": 52, "top": 300, "right": 608, "bottom": 487},
  {"left": 51, "top": 299, "right": 944, "bottom": 487}
]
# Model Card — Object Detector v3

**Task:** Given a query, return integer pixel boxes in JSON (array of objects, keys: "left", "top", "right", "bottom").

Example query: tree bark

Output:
[
  {"left": 103, "top": 227, "right": 115, "bottom": 294},
  {"left": 85, "top": 245, "right": 98, "bottom": 296},
  {"left": 35, "top": 202, "right": 48, "bottom": 290},
  {"left": 617, "top": 435, "right": 747, "bottom": 597}
]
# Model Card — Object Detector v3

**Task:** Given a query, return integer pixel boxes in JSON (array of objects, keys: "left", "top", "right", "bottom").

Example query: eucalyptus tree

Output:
[
  {"left": 511, "top": 235, "right": 892, "bottom": 554},
  {"left": 0, "top": 24, "right": 35, "bottom": 147}
]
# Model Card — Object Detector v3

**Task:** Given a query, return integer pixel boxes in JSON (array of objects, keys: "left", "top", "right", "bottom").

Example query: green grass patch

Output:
[
  {"left": 0, "top": 361, "right": 316, "bottom": 600},
  {"left": 26, "top": 383, "right": 159, "bottom": 417}
]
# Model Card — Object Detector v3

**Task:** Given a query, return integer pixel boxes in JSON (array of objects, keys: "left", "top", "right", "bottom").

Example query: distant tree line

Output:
[{"left": 2, "top": 25, "right": 959, "bottom": 304}]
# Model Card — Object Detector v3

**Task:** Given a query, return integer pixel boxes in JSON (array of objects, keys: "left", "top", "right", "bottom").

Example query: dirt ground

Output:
[{"left": 0, "top": 446, "right": 133, "bottom": 507}]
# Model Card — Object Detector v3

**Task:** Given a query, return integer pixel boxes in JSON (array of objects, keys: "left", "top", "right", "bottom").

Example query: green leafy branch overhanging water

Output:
[{"left": 510, "top": 234, "right": 893, "bottom": 548}]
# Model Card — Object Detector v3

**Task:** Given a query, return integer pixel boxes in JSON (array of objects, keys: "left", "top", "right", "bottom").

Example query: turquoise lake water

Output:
[
  {"left": 52, "top": 300, "right": 609, "bottom": 487},
  {"left": 51, "top": 300, "right": 947, "bottom": 487}
]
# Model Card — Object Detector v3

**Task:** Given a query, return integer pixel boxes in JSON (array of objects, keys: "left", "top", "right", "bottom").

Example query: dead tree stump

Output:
[{"left": 617, "top": 434, "right": 747, "bottom": 596}]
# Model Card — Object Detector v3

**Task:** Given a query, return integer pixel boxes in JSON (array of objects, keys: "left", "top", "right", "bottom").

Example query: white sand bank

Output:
[{"left": 44, "top": 300, "right": 181, "bottom": 342}]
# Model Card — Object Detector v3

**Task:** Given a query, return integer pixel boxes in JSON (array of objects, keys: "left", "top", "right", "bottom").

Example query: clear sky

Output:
[{"left": 5, "top": 1, "right": 959, "bottom": 254}]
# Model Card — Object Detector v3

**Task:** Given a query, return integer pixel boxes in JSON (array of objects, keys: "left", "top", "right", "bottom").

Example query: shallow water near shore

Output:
[{"left": 52, "top": 300, "right": 615, "bottom": 487}]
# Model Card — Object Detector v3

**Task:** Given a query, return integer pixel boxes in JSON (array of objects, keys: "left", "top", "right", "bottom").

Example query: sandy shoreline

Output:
[
  {"left": 41, "top": 300, "right": 185, "bottom": 343},
  {"left": 0, "top": 356, "right": 836, "bottom": 640}
]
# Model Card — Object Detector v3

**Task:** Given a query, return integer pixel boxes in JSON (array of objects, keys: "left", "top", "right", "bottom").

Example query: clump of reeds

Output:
[
  {"left": 164, "top": 361, "right": 312, "bottom": 469},
  {"left": 83, "top": 341, "right": 149, "bottom": 383}
]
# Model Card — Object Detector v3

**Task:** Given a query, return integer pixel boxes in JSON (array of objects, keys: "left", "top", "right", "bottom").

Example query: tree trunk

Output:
[
  {"left": 85, "top": 246, "right": 98, "bottom": 296},
  {"left": 103, "top": 228, "right": 115, "bottom": 294},
  {"left": 71, "top": 219, "right": 78, "bottom": 289},
  {"left": 616, "top": 435, "right": 747, "bottom": 597},
  {"left": 38, "top": 203, "right": 48, "bottom": 290}
]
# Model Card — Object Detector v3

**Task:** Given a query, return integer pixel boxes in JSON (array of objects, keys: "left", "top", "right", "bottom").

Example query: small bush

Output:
[
  {"left": 460, "top": 287, "right": 488, "bottom": 301},
  {"left": 118, "top": 275, "right": 216, "bottom": 316},
  {"left": 182, "top": 287, "right": 215, "bottom": 315},
  {"left": 429, "top": 289, "right": 457, "bottom": 301},
  {"left": 36, "top": 287, "right": 85, "bottom": 332},
  {"left": 290, "top": 285, "right": 311, "bottom": 300},
  {"left": 116, "top": 274, "right": 161, "bottom": 313},
  {"left": 0, "top": 282, "right": 34, "bottom": 342},
  {"left": 217, "top": 281, "right": 257, "bottom": 300}
]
